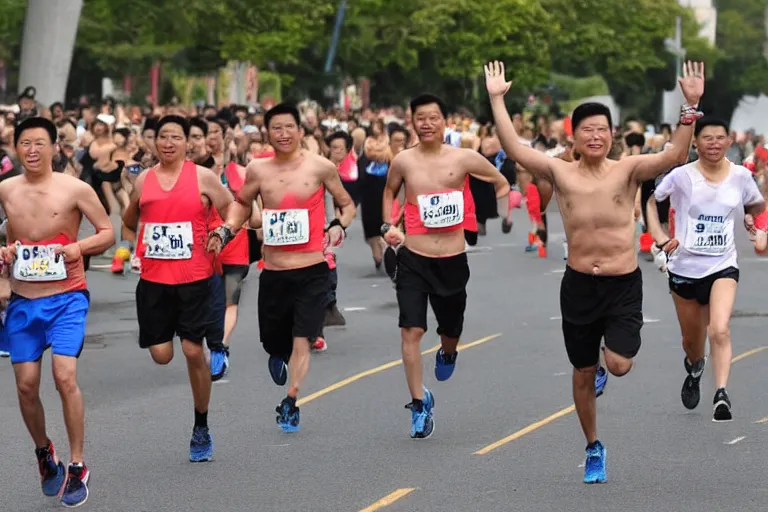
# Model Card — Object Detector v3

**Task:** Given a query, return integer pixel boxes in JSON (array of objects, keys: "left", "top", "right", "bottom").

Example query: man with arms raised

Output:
[
  {"left": 485, "top": 60, "right": 704, "bottom": 483},
  {"left": 381, "top": 94, "right": 511, "bottom": 439},
  {"left": 122, "top": 115, "right": 233, "bottom": 462},
  {"left": 646, "top": 116, "right": 765, "bottom": 422},
  {"left": 209, "top": 104, "right": 355, "bottom": 433},
  {"left": 0, "top": 117, "right": 115, "bottom": 507}
]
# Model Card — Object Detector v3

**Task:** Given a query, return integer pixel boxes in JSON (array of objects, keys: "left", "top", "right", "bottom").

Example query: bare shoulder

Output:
[
  {"left": 54, "top": 172, "right": 91, "bottom": 193},
  {"left": 195, "top": 164, "right": 218, "bottom": 182},
  {"left": 0, "top": 174, "right": 23, "bottom": 199},
  {"left": 390, "top": 147, "right": 414, "bottom": 170},
  {"left": 455, "top": 146, "right": 485, "bottom": 163},
  {"left": 245, "top": 157, "right": 268, "bottom": 179},
  {"left": 309, "top": 151, "right": 337, "bottom": 178}
]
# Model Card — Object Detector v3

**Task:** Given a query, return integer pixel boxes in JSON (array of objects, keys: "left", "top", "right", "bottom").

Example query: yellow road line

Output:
[
  {"left": 474, "top": 345, "right": 768, "bottom": 455},
  {"left": 359, "top": 488, "right": 416, "bottom": 512},
  {"left": 296, "top": 333, "right": 502, "bottom": 407},
  {"left": 731, "top": 345, "right": 768, "bottom": 363},
  {"left": 755, "top": 417, "right": 768, "bottom": 424}
]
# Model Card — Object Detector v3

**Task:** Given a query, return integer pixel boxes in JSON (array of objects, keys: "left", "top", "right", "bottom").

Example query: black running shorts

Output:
[
  {"left": 395, "top": 246, "right": 470, "bottom": 338},
  {"left": 668, "top": 266, "right": 739, "bottom": 306},
  {"left": 222, "top": 264, "right": 250, "bottom": 306},
  {"left": 136, "top": 277, "right": 211, "bottom": 348},
  {"left": 258, "top": 262, "right": 330, "bottom": 359},
  {"left": 560, "top": 266, "right": 643, "bottom": 369}
]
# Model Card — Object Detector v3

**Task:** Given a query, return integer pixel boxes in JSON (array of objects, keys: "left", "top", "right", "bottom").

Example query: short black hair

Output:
[
  {"left": 571, "top": 102, "right": 613, "bottom": 132},
  {"left": 14, "top": 116, "right": 57, "bottom": 146},
  {"left": 189, "top": 116, "right": 208, "bottom": 137},
  {"left": 114, "top": 127, "right": 132, "bottom": 140},
  {"left": 389, "top": 124, "right": 410, "bottom": 140},
  {"left": 156, "top": 115, "right": 190, "bottom": 138},
  {"left": 624, "top": 132, "right": 645, "bottom": 149},
  {"left": 326, "top": 131, "right": 353, "bottom": 151},
  {"left": 264, "top": 103, "right": 301, "bottom": 129},
  {"left": 659, "top": 123, "right": 672, "bottom": 134},
  {"left": 142, "top": 117, "right": 158, "bottom": 134},
  {"left": 694, "top": 116, "right": 729, "bottom": 137},
  {"left": 410, "top": 93, "right": 447, "bottom": 118}
]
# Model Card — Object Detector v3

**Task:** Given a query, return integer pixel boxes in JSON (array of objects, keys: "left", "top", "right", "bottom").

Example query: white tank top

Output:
[{"left": 653, "top": 161, "right": 763, "bottom": 279}]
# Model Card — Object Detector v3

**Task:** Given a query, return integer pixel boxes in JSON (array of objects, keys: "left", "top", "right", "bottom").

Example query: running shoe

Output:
[
  {"left": 61, "top": 462, "right": 90, "bottom": 508},
  {"left": 713, "top": 387, "right": 732, "bottom": 422},
  {"left": 681, "top": 356, "right": 706, "bottom": 410},
  {"left": 35, "top": 442, "right": 65, "bottom": 497},
  {"left": 595, "top": 366, "right": 608, "bottom": 398},
  {"left": 0, "top": 349, "right": 9, "bottom": 358},
  {"left": 311, "top": 337, "right": 327, "bottom": 352},
  {"left": 583, "top": 440, "right": 607, "bottom": 484},
  {"left": 434, "top": 348, "right": 458, "bottom": 381},
  {"left": 210, "top": 347, "right": 230, "bottom": 382},
  {"left": 276, "top": 398, "right": 300, "bottom": 433},
  {"left": 268, "top": 356, "right": 288, "bottom": 386},
  {"left": 324, "top": 304, "right": 346, "bottom": 326},
  {"left": 405, "top": 387, "right": 434, "bottom": 439},
  {"left": 189, "top": 426, "right": 213, "bottom": 462}
]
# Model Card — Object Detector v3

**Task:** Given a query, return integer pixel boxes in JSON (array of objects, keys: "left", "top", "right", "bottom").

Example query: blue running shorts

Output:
[{"left": 3, "top": 290, "right": 90, "bottom": 364}]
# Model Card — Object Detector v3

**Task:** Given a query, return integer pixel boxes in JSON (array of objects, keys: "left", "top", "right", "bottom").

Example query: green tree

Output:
[
  {"left": 0, "top": 0, "right": 25, "bottom": 63},
  {"left": 700, "top": 0, "right": 768, "bottom": 120}
]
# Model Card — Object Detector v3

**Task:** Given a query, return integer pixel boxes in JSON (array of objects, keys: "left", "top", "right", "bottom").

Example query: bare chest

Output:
[
  {"left": 258, "top": 171, "right": 323, "bottom": 210},
  {"left": 4, "top": 192, "right": 78, "bottom": 240},
  {"left": 403, "top": 159, "right": 466, "bottom": 199},
  {"left": 557, "top": 173, "right": 636, "bottom": 229}
]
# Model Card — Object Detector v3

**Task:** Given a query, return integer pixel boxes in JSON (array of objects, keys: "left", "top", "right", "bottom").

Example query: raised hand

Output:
[
  {"left": 484, "top": 61, "right": 512, "bottom": 98},
  {"left": 678, "top": 61, "right": 705, "bottom": 106}
]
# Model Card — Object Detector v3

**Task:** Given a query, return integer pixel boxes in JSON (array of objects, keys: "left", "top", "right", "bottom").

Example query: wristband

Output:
[
  {"left": 211, "top": 225, "right": 235, "bottom": 247},
  {"left": 656, "top": 239, "right": 671, "bottom": 249},
  {"left": 327, "top": 218, "right": 346, "bottom": 233},
  {"left": 680, "top": 104, "right": 703, "bottom": 126}
]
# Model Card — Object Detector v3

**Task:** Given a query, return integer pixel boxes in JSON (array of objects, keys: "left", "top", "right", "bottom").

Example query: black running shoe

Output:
[
  {"left": 713, "top": 388, "right": 732, "bottom": 422},
  {"left": 681, "top": 357, "right": 706, "bottom": 410},
  {"left": 383, "top": 246, "right": 398, "bottom": 281}
]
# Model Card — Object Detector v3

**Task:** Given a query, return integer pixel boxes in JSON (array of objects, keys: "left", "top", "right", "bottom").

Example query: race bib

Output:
[
  {"left": 262, "top": 209, "right": 310, "bottom": 246},
  {"left": 143, "top": 222, "right": 194, "bottom": 260},
  {"left": 417, "top": 191, "right": 464, "bottom": 228},
  {"left": 13, "top": 244, "right": 67, "bottom": 282},
  {"left": 684, "top": 214, "right": 734, "bottom": 256}
]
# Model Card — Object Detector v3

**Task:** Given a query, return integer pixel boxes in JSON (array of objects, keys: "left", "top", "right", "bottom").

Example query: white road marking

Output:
[
  {"left": 370, "top": 284, "right": 379, "bottom": 288},
  {"left": 495, "top": 242, "right": 521, "bottom": 248},
  {"left": 553, "top": 372, "right": 568, "bottom": 376},
  {"left": 466, "top": 246, "right": 493, "bottom": 253},
  {"left": 550, "top": 315, "right": 660, "bottom": 323},
  {"left": 215, "top": 379, "right": 230, "bottom": 384},
  {"left": 577, "top": 463, "right": 585, "bottom": 468},
  {"left": 725, "top": 436, "right": 746, "bottom": 445},
  {"left": 343, "top": 307, "right": 367, "bottom": 312},
  {"left": 548, "top": 268, "right": 566, "bottom": 274},
  {"left": 550, "top": 316, "right": 562, "bottom": 320}
]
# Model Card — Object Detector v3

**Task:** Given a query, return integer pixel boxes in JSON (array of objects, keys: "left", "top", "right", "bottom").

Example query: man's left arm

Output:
[
  {"left": 76, "top": 181, "right": 116, "bottom": 255},
  {"left": 465, "top": 149, "right": 512, "bottom": 218},
  {"left": 322, "top": 159, "right": 355, "bottom": 244}
]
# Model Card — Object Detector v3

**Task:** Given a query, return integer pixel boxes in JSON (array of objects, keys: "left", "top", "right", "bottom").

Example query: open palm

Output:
[
  {"left": 484, "top": 61, "right": 512, "bottom": 98},
  {"left": 678, "top": 61, "right": 705, "bottom": 106}
]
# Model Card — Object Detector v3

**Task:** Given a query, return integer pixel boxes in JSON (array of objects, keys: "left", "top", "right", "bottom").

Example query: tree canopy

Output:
[{"left": 0, "top": 0, "right": 766, "bottom": 121}]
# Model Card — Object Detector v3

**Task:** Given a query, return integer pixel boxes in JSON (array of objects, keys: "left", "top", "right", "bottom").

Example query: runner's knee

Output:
[
  {"left": 604, "top": 349, "right": 633, "bottom": 377},
  {"left": 149, "top": 345, "right": 173, "bottom": 365},
  {"left": 401, "top": 327, "right": 425, "bottom": 344},
  {"left": 181, "top": 340, "right": 205, "bottom": 363},
  {"left": 707, "top": 324, "right": 730, "bottom": 345}
]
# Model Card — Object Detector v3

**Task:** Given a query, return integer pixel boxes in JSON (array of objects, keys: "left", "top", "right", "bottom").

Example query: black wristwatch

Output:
[
  {"left": 327, "top": 218, "right": 346, "bottom": 233},
  {"left": 380, "top": 223, "right": 391, "bottom": 236}
]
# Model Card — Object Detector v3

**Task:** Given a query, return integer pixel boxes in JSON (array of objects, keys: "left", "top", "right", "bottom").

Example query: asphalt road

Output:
[{"left": 1, "top": 206, "right": 767, "bottom": 512}]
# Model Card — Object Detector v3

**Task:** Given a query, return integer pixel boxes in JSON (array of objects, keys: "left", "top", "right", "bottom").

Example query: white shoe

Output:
[{"left": 0, "top": 350, "right": 9, "bottom": 358}]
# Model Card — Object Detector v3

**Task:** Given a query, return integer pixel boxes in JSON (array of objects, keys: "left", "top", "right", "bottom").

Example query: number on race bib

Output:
[
  {"left": 143, "top": 222, "right": 194, "bottom": 260},
  {"left": 417, "top": 191, "right": 464, "bottom": 228},
  {"left": 684, "top": 215, "right": 733, "bottom": 256},
  {"left": 12, "top": 244, "right": 67, "bottom": 282},
  {"left": 262, "top": 209, "right": 310, "bottom": 246}
]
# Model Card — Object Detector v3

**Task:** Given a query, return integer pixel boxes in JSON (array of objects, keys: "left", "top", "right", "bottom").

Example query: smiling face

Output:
[
  {"left": 16, "top": 127, "right": 54, "bottom": 175},
  {"left": 412, "top": 103, "right": 445, "bottom": 144},
  {"left": 155, "top": 122, "right": 187, "bottom": 165},
  {"left": 573, "top": 114, "right": 612, "bottom": 160},
  {"left": 695, "top": 124, "right": 731, "bottom": 164},
  {"left": 267, "top": 113, "right": 301, "bottom": 155}
]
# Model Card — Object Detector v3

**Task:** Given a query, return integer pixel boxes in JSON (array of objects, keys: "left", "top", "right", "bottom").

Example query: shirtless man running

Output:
[
  {"left": 209, "top": 103, "right": 355, "bottom": 433},
  {"left": 122, "top": 115, "right": 233, "bottom": 462},
  {"left": 0, "top": 117, "right": 115, "bottom": 508},
  {"left": 485, "top": 60, "right": 704, "bottom": 483},
  {"left": 381, "top": 93, "right": 511, "bottom": 439}
]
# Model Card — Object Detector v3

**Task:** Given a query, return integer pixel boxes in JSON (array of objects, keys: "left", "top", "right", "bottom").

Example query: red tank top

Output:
[
  {"left": 262, "top": 186, "right": 326, "bottom": 253},
  {"left": 138, "top": 161, "right": 214, "bottom": 285},
  {"left": 216, "top": 162, "right": 249, "bottom": 266},
  {"left": 404, "top": 177, "right": 472, "bottom": 235},
  {"left": 12, "top": 233, "right": 87, "bottom": 292}
]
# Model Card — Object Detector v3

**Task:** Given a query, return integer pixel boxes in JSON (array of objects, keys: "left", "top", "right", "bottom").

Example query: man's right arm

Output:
[
  {"left": 122, "top": 172, "right": 145, "bottom": 234},
  {"left": 382, "top": 155, "right": 404, "bottom": 226},
  {"left": 223, "top": 161, "right": 260, "bottom": 234}
]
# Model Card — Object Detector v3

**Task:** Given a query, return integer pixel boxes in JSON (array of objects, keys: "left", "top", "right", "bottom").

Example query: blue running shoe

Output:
[
  {"left": 35, "top": 442, "right": 65, "bottom": 497},
  {"left": 524, "top": 244, "right": 538, "bottom": 252},
  {"left": 276, "top": 398, "right": 300, "bottom": 433},
  {"left": 61, "top": 463, "right": 90, "bottom": 508},
  {"left": 435, "top": 348, "right": 458, "bottom": 381},
  {"left": 583, "top": 440, "right": 607, "bottom": 484},
  {"left": 189, "top": 426, "right": 213, "bottom": 462},
  {"left": 268, "top": 356, "right": 288, "bottom": 386},
  {"left": 210, "top": 347, "right": 230, "bottom": 382},
  {"left": 595, "top": 366, "right": 608, "bottom": 398},
  {"left": 406, "top": 388, "right": 435, "bottom": 439}
]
